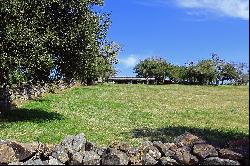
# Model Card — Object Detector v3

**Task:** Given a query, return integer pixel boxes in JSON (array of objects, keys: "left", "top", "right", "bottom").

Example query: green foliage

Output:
[
  {"left": 233, "top": 62, "right": 249, "bottom": 85},
  {"left": 220, "top": 63, "right": 237, "bottom": 85},
  {"left": 84, "top": 42, "right": 120, "bottom": 84},
  {"left": 0, "top": 0, "right": 120, "bottom": 107},
  {"left": 195, "top": 59, "right": 217, "bottom": 85},
  {"left": 135, "top": 53, "right": 246, "bottom": 86},
  {"left": 168, "top": 65, "right": 186, "bottom": 83},
  {"left": 134, "top": 57, "right": 170, "bottom": 84}
]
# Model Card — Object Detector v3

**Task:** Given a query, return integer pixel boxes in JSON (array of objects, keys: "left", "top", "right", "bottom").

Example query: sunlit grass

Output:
[{"left": 0, "top": 84, "right": 248, "bottom": 146}]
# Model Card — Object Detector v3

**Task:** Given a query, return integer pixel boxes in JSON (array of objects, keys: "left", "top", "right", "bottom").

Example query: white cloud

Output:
[
  {"left": 175, "top": 0, "right": 249, "bottom": 20},
  {"left": 135, "top": 0, "right": 249, "bottom": 20},
  {"left": 120, "top": 55, "right": 138, "bottom": 68}
]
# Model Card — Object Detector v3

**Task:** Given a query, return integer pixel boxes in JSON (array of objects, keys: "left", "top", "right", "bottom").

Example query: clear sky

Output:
[{"left": 100, "top": 0, "right": 249, "bottom": 76}]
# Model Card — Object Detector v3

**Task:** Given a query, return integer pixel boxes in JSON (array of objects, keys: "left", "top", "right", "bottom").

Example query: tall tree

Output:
[
  {"left": 196, "top": 59, "right": 217, "bottom": 85},
  {"left": 134, "top": 57, "right": 169, "bottom": 84},
  {"left": 0, "top": 0, "right": 115, "bottom": 109}
]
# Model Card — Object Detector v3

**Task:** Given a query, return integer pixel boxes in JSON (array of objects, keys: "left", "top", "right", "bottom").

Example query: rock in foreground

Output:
[{"left": 0, "top": 132, "right": 248, "bottom": 165}]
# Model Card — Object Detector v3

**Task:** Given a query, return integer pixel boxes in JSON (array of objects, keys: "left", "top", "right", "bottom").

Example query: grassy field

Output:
[{"left": 0, "top": 84, "right": 249, "bottom": 147}]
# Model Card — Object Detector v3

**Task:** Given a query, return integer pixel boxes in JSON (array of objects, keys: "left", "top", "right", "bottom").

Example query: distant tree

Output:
[
  {"left": 134, "top": 58, "right": 170, "bottom": 84},
  {"left": 196, "top": 59, "right": 217, "bottom": 85},
  {"left": 184, "top": 61, "right": 199, "bottom": 84},
  {"left": 86, "top": 42, "right": 120, "bottom": 84},
  {"left": 167, "top": 65, "right": 186, "bottom": 83},
  {"left": 233, "top": 62, "right": 249, "bottom": 85},
  {"left": 220, "top": 63, "right": 237, "bottom": 85},
  {"left": 211, "top": 53, "right": 225, "bottom": 85}
]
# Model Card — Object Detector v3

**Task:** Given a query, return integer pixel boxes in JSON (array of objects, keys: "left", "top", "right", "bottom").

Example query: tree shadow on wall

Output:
[{"left": 125, "top": 126, "right": 249, "bottom": 148}]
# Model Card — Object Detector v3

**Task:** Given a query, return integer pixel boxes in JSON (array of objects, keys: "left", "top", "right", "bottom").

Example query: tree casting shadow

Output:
[{"left": 126, "top": 126, "right": 249, "bottom": 147}]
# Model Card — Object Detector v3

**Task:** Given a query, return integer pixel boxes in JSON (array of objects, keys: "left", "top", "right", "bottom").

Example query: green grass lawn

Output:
[{"left": 0, "top": 84, "right": 249, "bottom": 147}]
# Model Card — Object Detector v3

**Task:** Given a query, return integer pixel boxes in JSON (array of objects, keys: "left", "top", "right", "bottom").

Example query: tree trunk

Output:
[
  {"left": 221, "top": 79, "right": 224, "bottom": 85},
  {"left": 1, "top": 77, "right": 10, "bottom": 112}
]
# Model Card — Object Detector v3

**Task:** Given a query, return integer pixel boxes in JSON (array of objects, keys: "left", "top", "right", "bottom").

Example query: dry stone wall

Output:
[
  {"left": 0, "top": 132, "right": 249, "bottom": 165},
  {"left": 0, "top": 81, "right": 75, "bottom": 109}
]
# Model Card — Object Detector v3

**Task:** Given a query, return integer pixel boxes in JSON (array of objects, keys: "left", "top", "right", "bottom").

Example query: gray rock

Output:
[
  {"left": 153, "top": 141, "right": 173, "bottom": 157},
  {"left": 173, "top": 146, "right": 198, "bottom": 165},
  {"left": 201, "top": 157, "right": 241, "bottom": 165},
  {"left": 147, "top": 146, "right": 162, "bottom": 160},
  {"left": 72, "top": 133, "right": 86, "bottom": 152},
  {"left": 175, "top": 132, "right": 206, "bottom": 147},
  {"left": 110, "top": 142, "right": 129, "bottom": 153},
  {"left": 61, "top": 135, "right": 74, "bottom": 149},
  {"left": 0, "top": 141, "right": 37, "bottom": 163},
  {"left": 139, "top": 142, "right": 161, "bottom": 160},
  {"left": 142, "top": 141, "right": 154, "bottom": 147},
  {"left": 82, "top": 151, "right": 101, "bottom": 165},
  {"left": 51, "top": 145, "right": 69, "bottom": 164},
  {"left": 219, "top": 148, "right": 244, "bottom": 161},
  {"left": 69, "top": 152, "right": 84, "bottom": 165},
  {"left": 159, "top": 157, "right": 179, "bottom": 165},
  {"left": 142, "top": 153, "right": 158, "bottom": 165},
  {"left": 126, "top": 147, "right": 141, "bottom": 165},
  {"left": 48, "top": 157, "right": 64, "bottom": 165},
  {"left": 193, "top": 144, "right": 218, "bottom": 159},
  {"left": 96, "top": 147, "right": 108, "bottom": 156},
  {"left": 101, "top": 148, "right": 129, "bottom": 165},
  {"left": 24, "top": 159, "right": 47, "bottom": 165},
  {"left": 164, "top": 143, "right": 178, "bottom": 153},
  {"left": 61, "top": 133, "right": 86, "bottom": 152},
  {"left": 0, "top": 143, "right": 18, "bottom": 164},
  {"left": 8, "top": 161, "right": 23, "bottom": 165}
]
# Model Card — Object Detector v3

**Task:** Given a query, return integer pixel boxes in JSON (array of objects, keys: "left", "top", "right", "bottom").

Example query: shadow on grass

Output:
[
  {"left": 0, "top": 108, "right": 63, "bottom": 123},
  {"left": 126, "top": 126, "right": 249, "bottom": 147}
]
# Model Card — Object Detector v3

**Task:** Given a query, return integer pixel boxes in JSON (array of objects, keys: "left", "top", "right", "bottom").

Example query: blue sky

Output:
[{"left": 100, "top": 0, "right": 249, "bottom": 76}]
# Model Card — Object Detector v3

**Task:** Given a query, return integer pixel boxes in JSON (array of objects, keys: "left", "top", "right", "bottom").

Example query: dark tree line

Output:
[
  {"left": 134, "top": 54, "right": 249, "bottom": 85},
  {"left": 0, "top": 0, "right": 120, "bottom": 109}
]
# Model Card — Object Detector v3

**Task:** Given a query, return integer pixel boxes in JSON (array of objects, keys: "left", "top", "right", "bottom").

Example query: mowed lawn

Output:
[{"left": 0, "top": 84, "right": 249, "bottom": 146}]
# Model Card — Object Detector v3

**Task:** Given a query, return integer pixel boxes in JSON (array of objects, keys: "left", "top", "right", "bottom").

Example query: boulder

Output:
[
  {"left": 139, "top": 141, "right": 161, "bottom": 160},
  {"left": 23, "top": 158, "right": 47, "bottom": 165},
  {"left": 192, "top": 144, "right": 218, "bottom": 159},
  {"left": 126, "top": 147, "right": 141, "bottom": 165},
  {"left": 48, "top": 157, "right": 64, "bottom": 165},
  {"left": 142, "top": 153, "right": 158, "bottom": 165},
  {"left": 173, "top": 146, "right": 198, "bottom": 165},
  {"left": 9, "top": 142, "right": 38, "bottom": 161},
  {"left": 153, "top": 141, "right": 174, "bottom": 157},
  {"left": 146, "top": 146, "right": 162, "bottom": 160},
  {"left": 61, "top": 133, "right": 86, "bottom": 152},
  {"left": 0, "top": 143, "right": 17, "bottom": 164},
  {"left": 8, "top": 161, "right": 23, "bottom": 165},
  {"left": 82, "top": 151, "right": 101, "bottom": 165},
  {"left": 110, "top": 141, "right": 129, "bottom": 153},
  {"left": 96, "top": 147, "right": 108, "bottom": 156},
  {"left": 51, "top": 145, "right": 69, "bottom": 164},
  {"left": 69, "top": 152, "right": 84, "bottom": 165},
  {"left": 175, "top": 132, "right": 206, "bottom": 147},
  {"left": 159, "top": 157, "right": 178, "bottom": 165},
  {"left": 101, "top": 148, "right": 129, "bottom": 165},
  {"left": 219, "top": 148, "right": 244, "bottom": 161},
  {"left": 164, "top": 143, "right": 178, "bottom": 153},
  {"left": 201, "top": 157, "right": 241, "bottom": 165}
]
